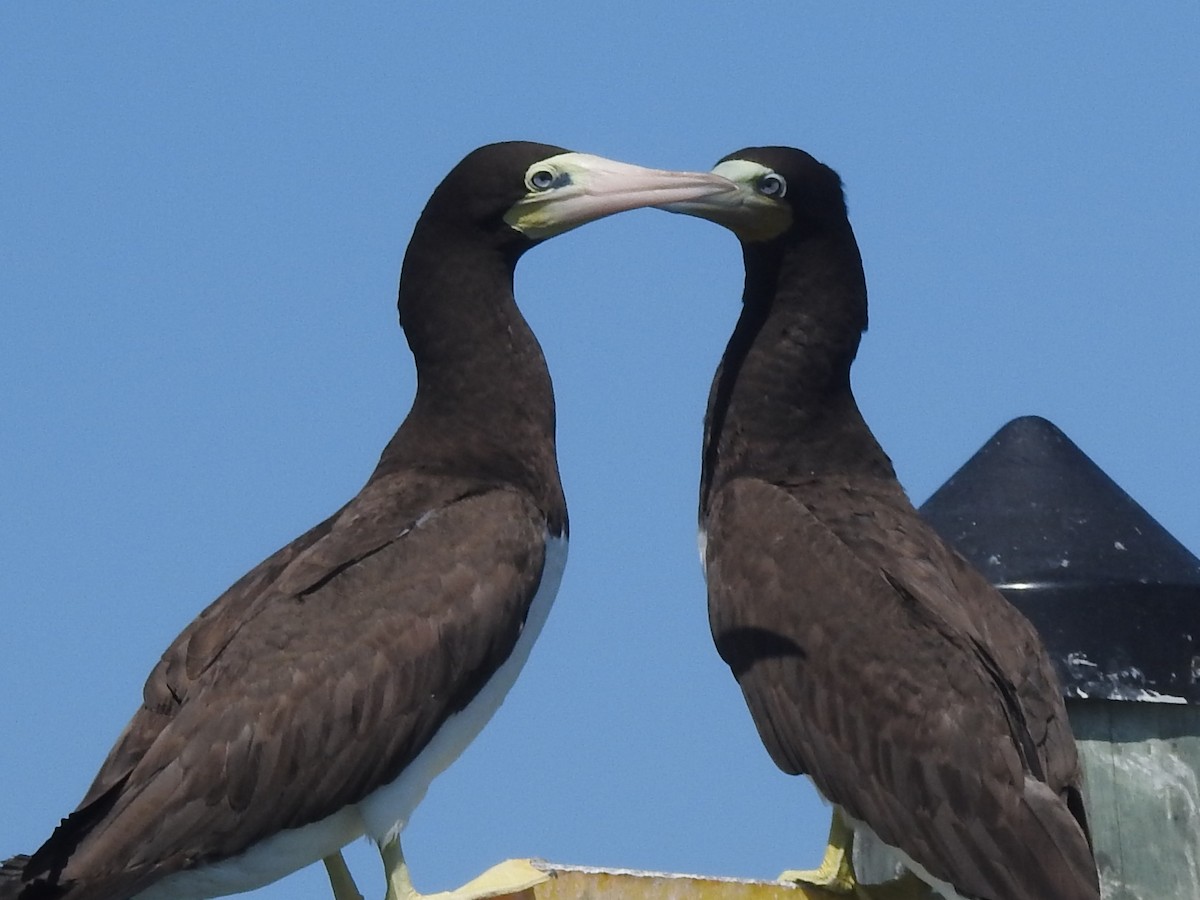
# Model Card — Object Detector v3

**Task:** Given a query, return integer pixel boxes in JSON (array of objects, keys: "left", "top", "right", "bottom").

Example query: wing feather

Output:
[
  {"left": 705, "top": 475, "right": 1097, "bottom": 900},
  {"left": 27, "top": 473, "right": 550, "bottom": 899}
]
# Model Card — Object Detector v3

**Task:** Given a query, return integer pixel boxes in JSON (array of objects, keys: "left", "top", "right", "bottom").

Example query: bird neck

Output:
[
  {"left": 701, "top": 233, "right": 896, "bottom": 517},
  {"left": 375, "top": 228, "right": 564, "bottom": 528}
]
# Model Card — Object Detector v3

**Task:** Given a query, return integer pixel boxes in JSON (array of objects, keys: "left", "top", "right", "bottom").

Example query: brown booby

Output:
[
  {"left": 661, "top": 148, "right": 1101, "bottom": 900},
  {"left": 0, "top": 142, "right": 734, "bottom": 900}
]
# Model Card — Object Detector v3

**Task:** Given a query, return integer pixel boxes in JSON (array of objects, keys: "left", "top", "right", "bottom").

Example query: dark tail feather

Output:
[
  {"left": 2, "top": 855, "right": 74, "bottom": 900},
  {"left": 1, "top": 855, "right": 31, "bottom": 900},
  {"left": 1023, "top": 779, "right": 1102, "bottom": 900}
]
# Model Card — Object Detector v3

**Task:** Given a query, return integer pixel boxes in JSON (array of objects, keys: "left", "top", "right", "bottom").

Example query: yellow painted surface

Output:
[{"left": 480, "top": 861, "right": 934, "bottom": 900}]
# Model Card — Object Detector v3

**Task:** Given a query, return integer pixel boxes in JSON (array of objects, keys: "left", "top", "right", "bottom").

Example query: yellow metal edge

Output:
[{"left": 481, "top": 860, "right": 935, "bottom": 900}]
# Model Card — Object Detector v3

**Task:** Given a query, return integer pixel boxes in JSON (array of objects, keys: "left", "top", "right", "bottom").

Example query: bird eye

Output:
[
  {"left": 757, "top": 173, "right": 787, "bottom": 198},
  {"left": 528, "top": 168, "right": 556, "bottom": 191}
]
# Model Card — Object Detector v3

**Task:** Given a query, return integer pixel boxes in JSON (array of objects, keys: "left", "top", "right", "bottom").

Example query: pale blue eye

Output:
[
  {"left": 530, "top": 169, "right": 555, "bottom": 190},
  {"left": 758, "top": 173, "right": 786, "bottom": 198}
]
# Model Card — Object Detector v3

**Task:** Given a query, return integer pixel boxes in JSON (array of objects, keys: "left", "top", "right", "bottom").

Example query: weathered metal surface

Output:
[
  {"left": 920, "top": 416, "right": 1200, "bottom": 703},
  {"left": 479, "top": 861, "right": 934, "bottom": 900},
  {"left": 1070, "top": 701, "right": 1200, "bottom": 899}
]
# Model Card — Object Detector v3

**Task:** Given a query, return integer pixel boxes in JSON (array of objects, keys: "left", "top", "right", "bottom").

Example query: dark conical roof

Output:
[{"left": 921, "top": 415, "right": 1200, "bottom": 703}]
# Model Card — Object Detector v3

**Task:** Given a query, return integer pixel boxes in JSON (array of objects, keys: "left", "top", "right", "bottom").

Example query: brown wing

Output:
[
  {"left": 704, "top": 476, "right": 1098, "bottom": 900},
  {"left": 23, "top": 474, "right": 551, "bottom": 900},
  {"left": 802, "top": 475, "right": 1088, "bottom": 828},
  {"left": 74, "top": 514, "right": 337, "bottom": 813}
]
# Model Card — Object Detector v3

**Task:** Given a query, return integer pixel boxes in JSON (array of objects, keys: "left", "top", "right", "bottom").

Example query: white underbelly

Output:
[
  {"left": 137, "top": 535, "right": 568, "bottom": 900},
  {"left": 357, "top": 534, "right": 567, "bottom": 843},
  {"left": 839, "top": 805, "right": 963, "bottom": 900},
  {"left": 135, "top": 807, "right": 364, "bottom": 900}
]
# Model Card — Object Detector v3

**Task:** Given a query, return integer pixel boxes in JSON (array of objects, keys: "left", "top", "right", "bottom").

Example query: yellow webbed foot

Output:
[
  {"left": 436, "top": 858, "right": 548, "bottom": 900},
  {"left": 381, "top": 837, "right": 547, "bottom": 900},
  {"left": 779, "top": 811, "right": 938, "bottom": 900},
  {"left": 779, "top": 808, "right": 863, "bottom": 895}
]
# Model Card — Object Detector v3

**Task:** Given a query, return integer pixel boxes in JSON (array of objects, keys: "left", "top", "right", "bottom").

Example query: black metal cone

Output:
[{"left": 920, "top": 415, "right": 1200, "bottom": 703}]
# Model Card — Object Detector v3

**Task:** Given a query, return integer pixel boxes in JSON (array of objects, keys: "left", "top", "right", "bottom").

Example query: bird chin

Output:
[{"left": 658, "top": 197, "right": 791, "bottom": 243}]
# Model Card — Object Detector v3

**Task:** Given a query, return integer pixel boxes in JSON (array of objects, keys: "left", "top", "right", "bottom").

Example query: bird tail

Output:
[
  {"left": 1, "top": 855, "right": 77, "bottom": 900},
  {"left": 1, "top": 855, "right": 31, "bottom": 900},
  {"left": 1022, "top": 778, "right": 1102, "bottom": 900}
]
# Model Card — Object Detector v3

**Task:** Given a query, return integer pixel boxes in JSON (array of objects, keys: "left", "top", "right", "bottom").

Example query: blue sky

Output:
[{"left": 2, "top": 4, "right": 1196, "bottom": 898}]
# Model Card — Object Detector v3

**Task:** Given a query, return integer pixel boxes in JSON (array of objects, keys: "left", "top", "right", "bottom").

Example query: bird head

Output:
[
  {"left": 417, "top": 141, "right": 738, "bottom": 250},
  {"left": 658, "top": 146, "right": 849, "bottom": 244}
]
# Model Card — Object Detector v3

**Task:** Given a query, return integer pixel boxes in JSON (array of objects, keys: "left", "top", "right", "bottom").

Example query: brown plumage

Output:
[
  {"left": 671, "top": 147, "right": 1100, "bottom": 900},
  {"left": 18, "top": 482, "right": 551, "bottom": 900},
  {"left": 3, "top": 140, "right": 573, "bottom": 900},
  {"left": 2, "top": 142, "right": 735, "bottom": 900}
]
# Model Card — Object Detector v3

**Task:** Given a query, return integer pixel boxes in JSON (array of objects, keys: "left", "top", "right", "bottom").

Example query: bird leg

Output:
[
  {"left": 380, "top": 837, "right": 547, "bottom": 900},
  {"left": 381, "top": 838, "right": 421, "bottom": 900},
  {"left": 324, "top": 852, "right": 366, "bottom": 900},
  {"left": 779, "top": 808, "right": 862, "bottom": 894}
]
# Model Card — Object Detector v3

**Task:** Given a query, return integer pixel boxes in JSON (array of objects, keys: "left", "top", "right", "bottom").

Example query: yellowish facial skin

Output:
[
  {"left": 656, "top": 158, "right": 794, "bottom": 243},
  {"left": 696, "top": 159, "right": 794, "bottom": 242},
  {"left": 503, "top": 152, "right": 737, "bottom": 241}
]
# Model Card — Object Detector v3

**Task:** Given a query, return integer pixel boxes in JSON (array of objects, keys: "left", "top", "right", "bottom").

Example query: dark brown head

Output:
[
  {"left": 396, "top": 140, "right": 738, "bottom": 358},
  {"left": 671, "top": 148, "right": 883, "bottom": 505},
  {"left": 661, "top": 145, "right": 865, "bottom": 327},
  {"left": 413, "top": 140, "right": 738, "bottom": 260},
  {"left": 660, "top": 146, "right": 851, "bottom": 246}
]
